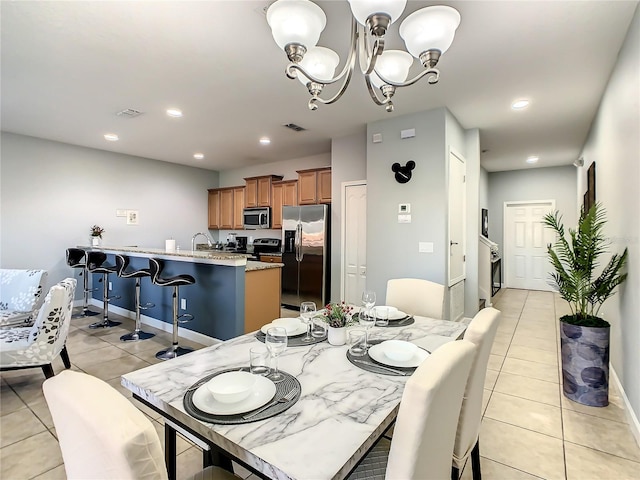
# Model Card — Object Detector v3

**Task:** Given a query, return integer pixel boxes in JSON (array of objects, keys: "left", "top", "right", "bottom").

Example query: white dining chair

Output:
[
  {"left": 348, "top": 339, "right": 476, "bottom": 479},
  {"left": 385, "top": 278, "right": 446, "bottom": 319},
  {"left": 451, "top": 307, "right": 501, "bottom": 480},
  {"left": 43, "top": 370, "right": 241, "bottom": 480}
]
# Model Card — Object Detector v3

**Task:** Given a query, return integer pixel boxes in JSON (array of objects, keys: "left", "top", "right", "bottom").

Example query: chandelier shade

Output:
[
  {"left": 297, "top": 47, "right": 341, "bottom": 85},
  {"left": 266, "top": 0, "right": 327, "bottom": 50},
  {"left": 347, "top": 0, "right": 408, "bottom": 27},
  {"left": 399, "top": 6, "right": 461, "bottom": 58},
  {"left": 370, "top": 50, "right": 413, "bottom": 88}
]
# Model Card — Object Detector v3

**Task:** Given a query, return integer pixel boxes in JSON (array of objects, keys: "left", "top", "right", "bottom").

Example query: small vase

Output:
[
  {"left": 327, "top": 326, "right": 347, "bottom": 346},
  {"left": 91, "top": 236, "right": 101, "bottom": 247}
]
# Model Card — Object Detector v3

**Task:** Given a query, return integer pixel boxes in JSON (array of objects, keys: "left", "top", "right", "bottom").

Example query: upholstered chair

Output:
[
  {"left": 0, "top": 278, "right": 75, "bottom": 378},
  {"left": 385, "top": 278, "right": 446, "bottom": 319},
  {"left": 43, "top": 370, "right": 241, "bottom": 480},
  {"left": 348, "top": 340, "right": 476, "bottom": 479},
  {"left": 452, "top": 307, "right": 502, "bottom": 480},
  {"left": 0, "top": 269, "right": 48, "bottom": 328}
]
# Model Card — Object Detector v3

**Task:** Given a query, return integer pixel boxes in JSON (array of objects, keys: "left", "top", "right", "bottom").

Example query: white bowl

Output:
[
  {"left": 205, "top": 371, "right": 256, "bottom": 404},
  {"left": 272, "top": 317, "right": 302, "bottom": 333},
  {"left": 373, "top": 306, "right": 398, "bottom": 316},
  {"left": 381, "top": 340, "right": 419, "bottom": 362}
]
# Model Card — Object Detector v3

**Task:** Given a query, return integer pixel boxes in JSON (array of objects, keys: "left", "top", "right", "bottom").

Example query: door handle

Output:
[{"left": 450, "top": 241, "right": 459, "bottom": 246}]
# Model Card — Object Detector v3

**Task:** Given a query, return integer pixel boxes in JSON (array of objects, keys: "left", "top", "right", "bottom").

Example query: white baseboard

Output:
[
  {"left": 88, "top": 299, "right": 220, "bottom": 347},
  {"left": 610, "top": 365, "right": 640, "bottom": 448}
]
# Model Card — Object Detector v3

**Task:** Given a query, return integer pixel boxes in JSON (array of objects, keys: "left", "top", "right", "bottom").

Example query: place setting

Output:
[
  {"left": 184, "top": 327, "right": 301, "bottom": 424},
  {"left": 255, "top": 302, "right": 327, "bottom": 346},
  {"left": 352, "top": 305, "right": 415, "bottom": 328}
]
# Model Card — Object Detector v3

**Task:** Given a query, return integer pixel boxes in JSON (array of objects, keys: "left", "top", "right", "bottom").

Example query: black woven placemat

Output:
[
  {"left": 183, "top": 368, "right": 301, "bottom": 424},
  {"left": 352, "top": 312, "right": 415, "bottom": 328},
  {"left": 346, "top": 340, "right": 417, "bottom": 376},
  {"left": 255, "top": 330, "right": 327, "bottom": 346}
]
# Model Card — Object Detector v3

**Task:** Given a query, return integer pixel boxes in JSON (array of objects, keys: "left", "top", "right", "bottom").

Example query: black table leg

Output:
[
  {"left": 165, "top": 423, "right": 177, "bottom": 480},
  {"left": 203, "top": 446, "right": 233, "bottom": 472}
]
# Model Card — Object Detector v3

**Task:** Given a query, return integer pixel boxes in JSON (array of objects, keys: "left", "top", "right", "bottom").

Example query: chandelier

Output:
[{"left": 266, "top": 0, "right": 461, "bottom": 112}]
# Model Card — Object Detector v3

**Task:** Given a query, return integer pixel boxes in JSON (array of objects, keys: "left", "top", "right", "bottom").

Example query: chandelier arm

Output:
[
  {"left": 308, "top": 51, "right": 357, "bottom": 108},
  {"left": 363, "top": 73, "right": 391, "bottom": 107},
  {"left": 373, "top": 67, "right": 441, "bottom": 88},
  {"left": 357, "top": 23, "right": 385, "bottom": 75}
]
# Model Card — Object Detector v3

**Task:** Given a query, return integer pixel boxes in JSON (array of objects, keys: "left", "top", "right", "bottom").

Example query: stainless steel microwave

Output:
[{"left": 243, "top": 207, "right": 270, "bottom": 229}]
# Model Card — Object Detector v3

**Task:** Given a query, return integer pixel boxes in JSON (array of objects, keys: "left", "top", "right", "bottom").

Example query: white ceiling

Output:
[{"left": 1, "top": 1, "right": 637, "bottom": 172}]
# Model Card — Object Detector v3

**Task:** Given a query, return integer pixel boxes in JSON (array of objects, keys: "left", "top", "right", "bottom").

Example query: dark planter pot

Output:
[{"left": 560, "top": 320, "right": 610, "bottom": 407}]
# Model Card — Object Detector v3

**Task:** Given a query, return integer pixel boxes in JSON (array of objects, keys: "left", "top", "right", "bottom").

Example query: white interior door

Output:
[
  {"left": 504, "top": 201, "right": 555, "bottom": 291},
  {"left": 448, "top": 149, "right": 466, "bottom": 286},
  {"left": 342, "top": 182, "right": 367, "bottom": 305}
]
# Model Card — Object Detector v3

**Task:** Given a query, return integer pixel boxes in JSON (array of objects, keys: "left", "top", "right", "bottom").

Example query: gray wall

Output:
[
  {"left": 330, "top": 131, "right": 367, "bottom": 301},
  {"left": 579, "top": 4, "right": 640, "bottom": 428},
  {"left": 488, "top": 166, "right": 578, "bottom": 258},
  {"left": 0, "top": 132, "right": 218, "bottom": 293},
  {"left": 464, "top": 128, "right": 481, "bottom": 315}
]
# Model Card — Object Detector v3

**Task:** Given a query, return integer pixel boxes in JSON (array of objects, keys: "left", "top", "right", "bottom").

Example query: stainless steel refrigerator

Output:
[{"left": 281, "top": 204, "right": 330, "bottom": 310}]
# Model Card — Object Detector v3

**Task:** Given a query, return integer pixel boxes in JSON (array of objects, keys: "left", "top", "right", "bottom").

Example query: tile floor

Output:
[{"left": 1, "top": 289, "right": 640, "bottom": 479}]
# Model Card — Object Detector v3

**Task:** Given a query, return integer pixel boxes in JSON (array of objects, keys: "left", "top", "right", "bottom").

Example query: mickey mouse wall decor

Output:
[{"left": 391, "top": 161, "right": 415, "bottom": 184}]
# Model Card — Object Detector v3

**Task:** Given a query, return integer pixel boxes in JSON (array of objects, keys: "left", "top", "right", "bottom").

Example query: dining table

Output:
[{"left": 121, "top": 313, "right": 467, "bottom": 480}]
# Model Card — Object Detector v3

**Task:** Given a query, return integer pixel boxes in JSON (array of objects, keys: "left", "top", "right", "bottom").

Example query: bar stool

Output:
[
  {"left": 149, "top": 258, "right": 195, "bottom": 360},
  {"left": 86, "top": 251, "right": 121, "bottom": 329},
  {"left": 65, "top": 248, "right": 99, "bottom": 318},
  {"left": 115, "top": 254, "right": 155, "bottom": 342}
]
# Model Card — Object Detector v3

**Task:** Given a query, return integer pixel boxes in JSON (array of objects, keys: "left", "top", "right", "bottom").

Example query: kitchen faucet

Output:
[{"left": 191, "top": 232, "right": 213, "bottom": 251}]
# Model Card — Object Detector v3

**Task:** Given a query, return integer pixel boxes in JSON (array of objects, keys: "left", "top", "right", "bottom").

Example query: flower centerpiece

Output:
[
  {"left": 90, "top": 225, "right": 105, "bottom": 238},
  {"left": 320, "top": 301, "right": 355, "bottom": 328}
]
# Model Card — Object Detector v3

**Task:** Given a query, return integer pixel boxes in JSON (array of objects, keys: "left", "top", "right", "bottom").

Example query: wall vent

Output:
[
  {"left": 283, "top": 123, "right": 306, "bottom": 132},
  {"left": 116, "top": 108, "right": 143, "bottom": 118}
]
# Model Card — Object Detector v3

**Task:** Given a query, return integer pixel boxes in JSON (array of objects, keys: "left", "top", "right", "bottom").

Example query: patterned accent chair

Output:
[
  {"left": 0, "top": 269, "right": 48, "bottom": 328},
  {"left": 0, "top": 278, "right": 76, "bottom": 378}
]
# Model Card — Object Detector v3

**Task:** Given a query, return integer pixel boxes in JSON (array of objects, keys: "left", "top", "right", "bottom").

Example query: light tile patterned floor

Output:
[{"left": 1, "top": 290, "right": 639, "bottom": 479}]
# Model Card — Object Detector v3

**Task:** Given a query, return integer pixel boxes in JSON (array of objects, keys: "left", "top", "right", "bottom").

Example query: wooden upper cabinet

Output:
[
  {"left": 244, "top": 175, "right": 283, "bottom": 208},
  {"left": 233, "top": 187, "right": 245, "bottom": 229},
  {"left": 297, "top": 167, "right": 331, "bottom": 205},
  {"left": 219, "top": 188, "right": 234, "bottom": 229},
  {"left": 271, "top": 180, "right": 298, "bottom": 229},
  {"left": 208, "top": 189, "right": 221, "bottom": 229}
]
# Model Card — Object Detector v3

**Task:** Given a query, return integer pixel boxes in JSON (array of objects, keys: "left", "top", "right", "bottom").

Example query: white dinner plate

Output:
[
  {"left": 192, "top": 375, "right": 277, "bottom": 415},
  {"left": 260, "top": 322, "right": 307, "bottom": 336},
  {"left": 368, "top": 342, "right": 430, "bottom": 368},
  {"left": 386, "top": 310, "right": 408, "bottom": 321}
]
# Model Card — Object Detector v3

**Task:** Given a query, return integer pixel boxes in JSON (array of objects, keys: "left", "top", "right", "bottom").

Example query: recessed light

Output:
[
  {"left": 104, "top": 133, "right": 119, "bottom": 141},
  {"left": 526, "top": 156, "right": 539, "bottom": 164},
  {"left": 166, "top": 108, "right": 183, "bottom": 118},
  {"left": 193, "top": 153, "right": 204, "bottom": 160},
  {"left": 512, "top": 99, "right": 530, "bottom": 110},
  {"left": 259, "top": 137, "right": 271, "bottom": 145}
]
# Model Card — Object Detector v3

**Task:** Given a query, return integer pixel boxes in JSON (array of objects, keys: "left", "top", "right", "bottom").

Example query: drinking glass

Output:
[
  {"left": 358, "top": 309, "right": 375, "bottom": 348},
  {"left": 311, "top": 316, "right": 327, "bottom": 338},
  {"left": 300, "top": 301, "right": 316, "bottom": 343},
  {"left": 249, "top": 347, "right": 270, "bottom": 376},
  {"left": 375, "top": 306, "right": 389, "bottom": 327},
  {"left": 361, "top": 290, "right": 377, "bottom": 310},
  {"left": 348, "top": 329, "right": 367, "bottom": 356},
  {"left": 265, "top": 327, "right": 288, "bottom": 382}
]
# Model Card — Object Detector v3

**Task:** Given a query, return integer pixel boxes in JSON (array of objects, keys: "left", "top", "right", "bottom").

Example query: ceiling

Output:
[{"left": 1, "top": 1, "right": 637, "bottom": 173}]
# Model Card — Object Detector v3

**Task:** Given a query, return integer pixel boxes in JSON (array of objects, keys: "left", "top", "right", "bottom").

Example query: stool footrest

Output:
[
  {"left": 178, "top": 313, "right": 194, "bottom": 324},
  {"left": 139, "top": 302, "right": 155, "bottom": 310}
]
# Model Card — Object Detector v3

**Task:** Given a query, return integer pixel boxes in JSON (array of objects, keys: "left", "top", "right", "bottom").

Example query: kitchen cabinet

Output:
[
  {"left": 208, "top": 186, "right": 244, "bottom": 230},
  {"left": 244, "top": 175, "right": 284, "bottom": 208},
  {"left": 233, "top": 187, "right": 245, "bottom": 230},
  {"left": 245, "top": 266, "right": 282, "bottom": 334},
  {"left": 207, "top": 189, "right": 220, "bottom": 229},
  {"left": 297, "top": 167, "right": 331, "bottom": 205},
  {"left": 271, "top": 179, "right": 298, "bottom": 229}
]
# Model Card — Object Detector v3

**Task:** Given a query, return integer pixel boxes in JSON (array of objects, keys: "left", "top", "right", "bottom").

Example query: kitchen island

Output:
[{"left": 80, "top": 246, "right": 282, "bottom": 343}]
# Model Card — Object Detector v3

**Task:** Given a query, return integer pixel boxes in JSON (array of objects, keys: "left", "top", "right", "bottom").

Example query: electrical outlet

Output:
[
  {"left": 108, "top": 281, "right": 112, "bottom": 290},
  {"left": 181, "top": 298, "right": 187, "bottom": 310}
]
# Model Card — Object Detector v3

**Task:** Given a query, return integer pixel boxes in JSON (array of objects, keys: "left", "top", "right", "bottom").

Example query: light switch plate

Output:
[
  {"left": 372, "top": 133, "right": 383, "bottom": 143},
  {"left": 398, "top": 214, "right": 411, "bottom": 223},
  {"left": 401, "top": 128, "right": 416, "bottom": 139},
  {"left": 399, "top": 203, "right": 411, "bottom": 213},
  {"left": 116, "top": 209, "right": 127, "bottom": 217},
  {"left": 419, "top": 242, "right": 434, "bottom": 253}
]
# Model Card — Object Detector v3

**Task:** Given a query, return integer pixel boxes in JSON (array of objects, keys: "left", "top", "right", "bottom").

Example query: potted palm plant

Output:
[{"left": 543, "top": 203, "right": 627, "bottom": 407}]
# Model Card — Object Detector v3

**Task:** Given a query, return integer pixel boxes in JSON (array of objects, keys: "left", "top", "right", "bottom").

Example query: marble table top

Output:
[{"left": 121, "top": 317, "right": 466, "bottom": 480}]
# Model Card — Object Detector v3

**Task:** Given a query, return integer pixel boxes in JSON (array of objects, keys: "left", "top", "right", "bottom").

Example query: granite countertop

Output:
[
  {"left": 245, "top": 260, "right": 284, "bottom": 272},
  {"left": 82, "top": 245, "right": 250, "bottom": 267}
]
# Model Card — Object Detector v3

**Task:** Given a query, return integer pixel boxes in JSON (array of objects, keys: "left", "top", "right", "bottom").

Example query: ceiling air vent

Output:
[
  {"left": 116, "top": 108, "right": 143, "bottom": 118},
  {"left": 283, "top": 123, "right": 306, "bottom": 132}
]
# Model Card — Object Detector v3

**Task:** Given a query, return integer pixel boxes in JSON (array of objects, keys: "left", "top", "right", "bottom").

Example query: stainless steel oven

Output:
[{"left": 243, "top": 207, "right": 270, "bottom": 229}]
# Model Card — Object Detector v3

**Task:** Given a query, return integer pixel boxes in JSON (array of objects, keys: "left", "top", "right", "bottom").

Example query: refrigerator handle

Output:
[{"left": 295, "top": 223, "right": 303, "bottom": 262}]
